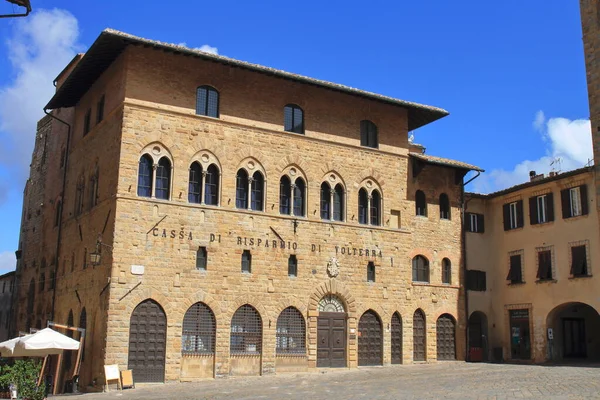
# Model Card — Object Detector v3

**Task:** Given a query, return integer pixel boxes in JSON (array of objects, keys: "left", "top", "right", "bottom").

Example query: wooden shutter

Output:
[
  {"left": 571, "top": 246, "right": 587, "bottom": 275},
  {"left": 516, "top": 200, "right": 524, "bottom": 228},
  {"left": 561, "top": 189, "right": 570, "bottom": 218},
  {"left": 508, "top": 255, "right": 520, "bottom": 281},
  {"left": 477, "top": 214, "right": 485, "bottom": 233},
  {"left": 503, "top": 204, "right": 510, "bottom": 231},
  {"left": 546, "top": 193, "right": 555, "bottom": 221},
  {"left": 580, "top": 185, "right": 589, "bottom": 215},
  {"left": 529, "top": 197, "right": 538, "bottom": 225}
]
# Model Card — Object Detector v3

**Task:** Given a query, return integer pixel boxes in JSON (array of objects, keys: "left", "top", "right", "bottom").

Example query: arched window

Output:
[
  {"left": 250, "top": 171, "right": 264, "bottom": 211},
  {"left": 182, "top": 302, "right": 216, "bottom": 355},
  {"left": 439, "top": 193, "right": 450, "bottom": 220},
  {"left": 230, "top": 305, "right": 262, "bottom": 355},
  {"left": 412, "top": 255, "right": 430, "bottom": 283},
  {"left": 416, "top": 190, "right": 427, "bottom": 216},
  {"left": 188, "top": 162, "right": 202, "bottom": 204},
  {"left": 279, "top": 176, "right": 291, "bottom": 215},
  {"left": 442, "top": 258, "right": 451, "bottom": 284},
  {"left": 196, "top": 86, "right": 219, "bottom": 118},
  {"left": 236, "top": 169, "right": 249, "bottom": 209},
  {"left": 358, "top": 188, "right": 368, "bottom": 224},
  {"left": 360, "top": 120, "right": 378, "bottom": 148},
  {"left": 155, "top": 157, "right": 171, "bottom": 200},
  {"left": 137, "top": 154, "right": 153, "bottom": 197},
  {"left": 288, "top": 255, "right": 298, "bottom": 277},
  {"left": 276, "top": 307, "right": 306, "bottom": 354},
  {"left": 205, "top": 164, "right": 219, "bottom": 205},
  {"left": 284, "top": 104, "right": 304, "bottom": 134},
  {"left": 320, "top": 182, "right": 331, "bottom": 220},
  {"left": 333, "top": 184, "right": 344, "bottom": 222},
  {"left": 370, "top": 189, "right": 381, "bottom": 226},
  {"left": 293, "top": 178, "right": 306, "bottom": 217},
  {"left": 79, "top": 308, "right": 87, "bottom": 361}
]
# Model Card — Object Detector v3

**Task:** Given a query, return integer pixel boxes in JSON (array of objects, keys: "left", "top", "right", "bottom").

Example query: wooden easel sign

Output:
[{"left": 103, "top": 364, "right": 121, "bottom": 392}]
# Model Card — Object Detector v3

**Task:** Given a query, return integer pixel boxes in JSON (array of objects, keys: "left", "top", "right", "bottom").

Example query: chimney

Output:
[{"left": 529, "top": 171, "right": 545, "bottom": 182}]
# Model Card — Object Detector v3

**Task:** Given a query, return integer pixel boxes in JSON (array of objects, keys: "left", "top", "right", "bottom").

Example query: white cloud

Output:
[
  {"left": 0, "top": 9, "right": 81, "bottom": 188},
  {"left": 472, "top": 111, "right": 593, "bottom": 194},
  {"left": 0, "top": 251, "right": 15, "bottom": 274},
  {"left": 176, "top": 42, "right": 219, "bottom": 55}
]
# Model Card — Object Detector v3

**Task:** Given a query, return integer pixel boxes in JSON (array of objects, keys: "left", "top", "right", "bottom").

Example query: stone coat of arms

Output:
[{"left": 327, "top": 257, "right": 340, "bottom": 277}]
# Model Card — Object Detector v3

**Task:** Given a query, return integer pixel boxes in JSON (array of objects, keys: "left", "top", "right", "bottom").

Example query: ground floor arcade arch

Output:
[{"left": 546, "top": 302, "right": 600, "bottom": 361}]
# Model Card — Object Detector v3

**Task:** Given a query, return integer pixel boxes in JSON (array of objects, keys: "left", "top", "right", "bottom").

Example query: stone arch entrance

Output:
[
  {"left": 546, "top": 302, "right": 600, "bottom": 361},
  {"left": 128, "top": 299, "right": 167, "bottom": 383},
  {"left": 468, "top": 311, "right": 488, "bottom": 362},
  {"left": 317, "top": 294, "right": 347, "bottom": 367},
  {"left": 358, "top": 310, "right": 383, "bottom": 366}
]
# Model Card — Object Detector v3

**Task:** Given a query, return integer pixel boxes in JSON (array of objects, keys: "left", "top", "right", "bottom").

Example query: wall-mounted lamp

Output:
[{"left": 89, "top": 234, "right": 113, "bottom": 266}]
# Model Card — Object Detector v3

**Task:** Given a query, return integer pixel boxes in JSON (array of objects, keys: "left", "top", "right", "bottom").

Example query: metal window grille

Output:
[
  {"left": 288, "top": 255, "right": 297, "bottom": 277},
  {"left": 182, "top": 302, "right": 216, "bottom": 355},
  {"left": 196, "top": 247, "right": 207, "bottom": 271},
  {"left": 188, "top": 162, "right": 202, "bottom": 203},
  {"left": 442, "top": 258, "right": 451, "bottom": 284},
  {"left": 138, "top": 155, "right": 153, "bottom": 197},
  {"left": 412, "top": 255, "right": 429, "bottom": 283},
  {"left": 205, "top": 164, "right": 219, "bottom": 205},
  {"left": 415, "top": 190, "right": 426, "bottom": 216},
  {"left": 367, "top": 262, "right": 376, "bottom": 282},
  {"left": 358, "top": 188, "right": 368, "bottom": 224},
  {"left": 320, "top": 182, "right": 330, "bottom": 220},
  {"left": 155, "top": 157, "right": 171, "bottom": 200},
  {"left": 333, "top": 184, "right": 344, "bottom": 221},
  {"left": 276, "top": 307, "right": 305, "bottom": 354},
  {"left": 370, "top": 190, "right": 381, "bottom": 226},
  {"left": 293, "top": 178, "right": 305, "bottom": 217},
  {"left": 251, "top": 172, "right": 264, "bottom": 211},
  {"left": 230, "top": 305, "right": 262, "bottom": 355},
  {"left": 280, "top": 176, "right": 291, "bottom": 214},
  {"left": 196, "top": 86, "right": 219, "bottom": 118},
  {"left": 440, "top": 193, "right": 450, "bottom": 220},
  {"left": 284, "top": 104, "right": 304, "bottom": 134},
  {"left": 236, "top": 169, "right": 249, "bottom": 209},
  {"left": 241, "top": 250, "right": 252, "bottom": 273}
]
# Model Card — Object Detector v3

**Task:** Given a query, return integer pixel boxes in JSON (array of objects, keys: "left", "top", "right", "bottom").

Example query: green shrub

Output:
[{"left": 0, "top": 359, "right": 45, "bottom": 400}]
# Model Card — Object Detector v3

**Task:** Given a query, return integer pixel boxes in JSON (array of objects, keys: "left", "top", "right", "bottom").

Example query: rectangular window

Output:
[
  {"left": 288, "top": 255, "right": 297, "bottom": 277},
  {"left": 537, "top": 195, "right": 547, "bottom": 223},
  {"left": 507, "top": 253, "right": 523, "bottom": 284},
  {"left": 467, "top": 213, "right": 484, "bottom": 233},
  {"left": 530, "top": 193, "right": 554, "bottom": 225},
  {"left": 509, "top": 202, "right": 518, "bottom": 229},
  {"left": 241, "top": 250, "right": 252, "bottom": 273},
  {"left": 466, "top": 270, "right": 486, "bottom": 291},
  {"left": 367, "top": 262, "right": 376, "bottom": 282},
  {"left": 570, "top": 188, "right": 581, "bottom": 217},
  {"left": 196, "top": 247, "right": 207, "bottom": 271},
  {"left": 503, "top": 200, "right": 523, "bottom": 231},
  {"left": 570, "top": 245, "right": 588, "bottom": 277},
  {"left": 96, "top": 95, "right": 105, "bottom": 124},
  {"left": 83, "top": 109, "right": 91, "bottom": 136},
  {"left": 561, "top": 186, "right": 588, "bottom": 218},
  {"left": 536, "top": 249, "right": 553, "bottom": 281}
]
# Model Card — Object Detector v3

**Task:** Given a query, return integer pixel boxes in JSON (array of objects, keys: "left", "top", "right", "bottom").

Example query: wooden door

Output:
[
  {"left": 128, "top": 300, "right": 167, "bottom": 383},
  {"left": 358, "top": 310, "right": 383, "bottom": 366},
  {"left": 436, "top": 314, "right": 456, "bottom": 360},
  {"left": 563, "top": 318, "right": 586, "bottom": 358},
  {"left": 317, "top": 312, "right": 346, "bottom": 367},
  {"left": 413, "top": 310, "right": 426, "bottom": 361},
  {"left": 391, "top": 313, "right": 402, "bottom": 364}
]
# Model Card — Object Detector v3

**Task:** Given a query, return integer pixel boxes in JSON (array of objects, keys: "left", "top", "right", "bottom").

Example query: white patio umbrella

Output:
[
  {"left": 0, "top": 333, "right": 33, "bottom": 357},
  {"left": 0, "top": 328, "right": 79, "bottom": 357}
]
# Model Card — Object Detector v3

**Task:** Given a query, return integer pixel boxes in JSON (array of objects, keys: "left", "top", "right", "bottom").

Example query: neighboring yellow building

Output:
[{"left": 466, "top": 168, "right": 600, "bottom": 363}]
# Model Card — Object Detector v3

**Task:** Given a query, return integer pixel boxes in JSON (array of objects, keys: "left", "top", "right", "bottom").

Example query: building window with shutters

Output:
[
  {"left": 536, "top": 247, "right": 554, "bottom": 281},
  {"left": 196, "top": 247, "right": 207, "bottom": 271},
  {"left": 466, "top": 212, "right": 484, "bottom": 233},
  {"left": 466, "top": 270, "right": 486, "bottom": 291},
  {"left": 439, "top": 193, "right": 450, "bottom": 220},
  {"left": 529, "top": 193, "right": 554, "bottom": 225},
  {"left": 241, "top": 250, "right": 252, "bottom": 274},
  {"left": 507, "top": 250, "right": 524, "bottom": 284},
  {"left": 284, "top": 104, "right": 304, "bottom": 134},
  {"left": 503, "top": 200, "right": 523, "bottom": 230},
  {"left": 570, "top": 241, "right": 590, "bottom": 277},
  {"left": 442, "top": 258, "right": 451, "bottom": 284},
  {"left": 288, "top": 255, "right": 297, "bottom": 277},
  {"left": 561, "top": 185, "right": 588, "bottom": 219},
  {"left": 196, "top": 86, "right": 219, "bottom": 118},
  {"left": 367, "top": 261, "right": 376, "bottom": 282},
  {"left": 360, "top": 120, "right": 378, "bottom": 148},
  {"left": 415, "top": 190, "right": 427, "bottom": 216},
  {"left": 412, "top": 255, "right": 429, "bottom": 283}
]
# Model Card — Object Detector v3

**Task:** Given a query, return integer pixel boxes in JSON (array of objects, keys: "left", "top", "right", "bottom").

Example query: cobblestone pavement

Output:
[{"left": 72, "top": 362, "right": 600, "bottom": 400}]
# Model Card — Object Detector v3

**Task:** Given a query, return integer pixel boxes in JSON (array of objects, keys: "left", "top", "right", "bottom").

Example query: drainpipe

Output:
[
  {"left": 43, "top": 108, "right": 71, "bottom": 321},
  {"left": 461, "top": 170, "right": 480, "bottom": 362}
]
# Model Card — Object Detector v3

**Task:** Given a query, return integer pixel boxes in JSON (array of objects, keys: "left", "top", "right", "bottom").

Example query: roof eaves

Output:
[{"left": 409, "top": 152, "right": 484, "bottom": 172}]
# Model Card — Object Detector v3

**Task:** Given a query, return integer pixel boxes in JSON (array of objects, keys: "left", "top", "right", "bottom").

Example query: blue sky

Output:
[{"left": 0, "top": 0, "right": 593, "bottom": 272}]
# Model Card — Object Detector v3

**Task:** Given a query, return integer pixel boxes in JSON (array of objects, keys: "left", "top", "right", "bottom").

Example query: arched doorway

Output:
[
  {"left": 317, "top": 295, "right": 347, "bottom": 367},
  {"left": 436, "top": 314, "right": 456, "bottom": 360},
  {"left": 413, "top": 309, "right": 426, "bottom": 361},
  {"left": 391, "top": 313, "right": 402, "bottom": 364},
  {"left": 546, "top": 302, "right": 600, "bottom": 361},
  {"left": 358, "top": 310, "right": 382, "bottom": 366},
  {"left": 128, "top": 299, "right": 167, "bottom": 383},
  {"left": 468, "top": 311, "right": 488, "bottom": 362}
]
